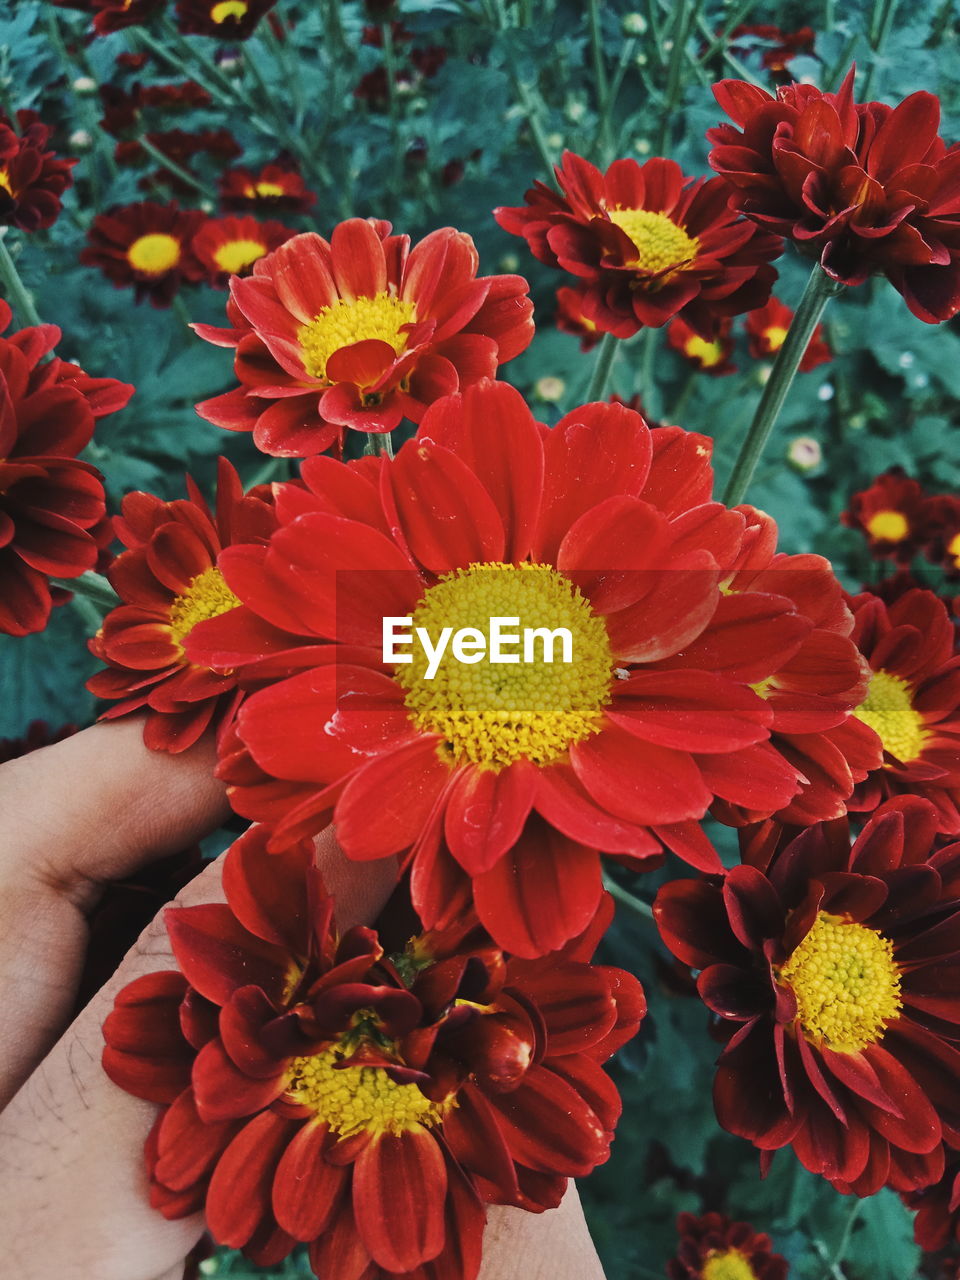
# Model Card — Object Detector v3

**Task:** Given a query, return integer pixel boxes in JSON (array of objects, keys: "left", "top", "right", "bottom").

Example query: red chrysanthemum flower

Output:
[
  {"left": 81, "top": 200, "right": 206, "bottom": 307},
  {"left": 904, "top": 1155, "right": 960, "bottom": 1252},
  {"left": 841, "top": 468, "right": 933, "bottom": 563},
  {"left": 186, "top": 383, "right": 866, "bottom": 955},
  {"left": 87, "top": 458, "right": 277, "bottom": 753},
  {"left": 924, "top": 494, "right": 960, "bottom": 577},
  {"left": 729, "top": 24, "right": 814, "bottom": 77},
  {"left": 194, "top": 218, "right": 535, "bottom": 457},
  {"left": 656, "top": 796, "right": 960, "bottom": 1196},
  {"left": 708, "top": 68, "right": 960, "bottom": 321},
  {"left": 494, "top": 151, "right": 781, "bottom": 339},
  {"left": 555, "top": 285, "right": 602, "bottom": 351},
  {"left": 175, "top": 0, "right": 277, "bottom": 40},
  {"left": 668, "top": 1211, "right": 789, "bottom": 1280},
  {"left": 92, "top": 0, "right": 165, "bottom": 35},
  {"left": 744, "top": 296, "right": 831, "bottom": 371},
  {"left": 192, "top": 215, "right": 296, "bottom": 287},
  {"left": 218, "top": 160, "right": 316, "bottom": 213},
  {"left": 847, "top": 589, "right": 960, "bottom": 833},
  {"left": 0, "top": 301, "right": 132, "bottom": 636},
  {"left": 667, "top": 316, "right": 736, "bottom": 375},
  {"left": 0, "top": 110, "right": 74, "bottom": 232},
  {"left": 103, "top": 828, "right": 644, "bottom": 1278}
]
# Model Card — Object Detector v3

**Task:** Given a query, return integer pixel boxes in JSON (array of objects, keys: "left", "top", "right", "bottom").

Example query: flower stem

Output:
[
  {"left": 364, "top": 432, "right": 395, "bottom": 459},
  {"left": 603, "top": 874, "right": 655, "bottom": 920},
  {"left": 137, "top": 135, "right": 217, "bottom": 201},
  {"left": 862, "top": 0, "right": 900, "bottom": 98},
  {"left": 491, "top": 0, "right": 558, "bottom": 181},
  {"left": 587, "top": 0, "right": 610, "bottom": 150},
  {"left": 0, "top": 233, "right": 43, "bottom": 329},
  {"left": 657, "top": 0, "right": 698, "bottom": 153},
  {"left": 584, "top": 330, "right": 619, "bottom": 402},
  {"left": 51, "top": 570, "right": 119, "bottom": 614},
  {"left": 722, "top": 265, "right": 842, "bottom": 507}
]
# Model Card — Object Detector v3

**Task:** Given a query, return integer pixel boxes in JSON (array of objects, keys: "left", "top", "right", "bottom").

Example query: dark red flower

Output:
[
  {"left": 87, "top": 458, "right": 277, "bottom": 753},
  {"left": 668, "top": 1211, "right": 789, "bottom": 1280},
  {"left": 555, "top": 285, "right": 602, "bottom": 351},
  {"left": 194, "top": 219, "right": 534, "bottom": 456},
  {"left": 656, "top": 797, "right": 960, "bottom": 1196},
  {"left": 218, "top": 160, "right": 316, "bottom": 213},
  {"left": 92, "top": 0, "right": 164, "bottom": 35},
  {"left": 175, "top": 0, "right": 277, "bottom": 40},
  {"left": 495, "top": 150, "right": 781, "bottom": 339},
  {"left": 667, "top": 316, "right": 737, "bottom": 375},
  {"left": 729, "top": 24, "right": 815, "bottom": 77},
  {"left": 841, "top": 468, "right": 933, "bottom": 563},
  {"left": 0, "top": 301, "right": 132, "bottom": 636},
  {"left": 192, "top": 215, "right": 296, "bottom": 287},
  {"left": 0, "top": 110, "right": 74, "bottom": 231},
  {"left": 744, "top": 296, "right": 831, "bottom": 371},
  {"left": 904, "top": 1155, "right": 960, "bottom": 1252},
  {"left": 0, "top": 718, "right": 77, "bottom": 763},
  {"left": 81, "top": 200, "right": 206, "bottom": 307},
  {"left": 924, "top": 495, "right": 960, "bottom": 577},
  {"left": 708, "top": 68, "right": 960, "bottom": 321},
  {"left": 103, "top": 829, "right": 644, "bottom": 1277}
]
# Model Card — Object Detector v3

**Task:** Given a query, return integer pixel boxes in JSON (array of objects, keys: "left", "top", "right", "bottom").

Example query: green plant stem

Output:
[
  {"left": 639, "top": 325, "right": 660, "bottom": 419},
  {"left": 830, "top": 1197, "right": 862, "bottom": 1273},
  {"left": 492, "top": 0, "right": 557, "bottom": 181},
  {"left": 0, "top": 234, "right": 43, "bottom": 329},
  {"left": 696, "top": 0, "right": 759, "bottom": 66},
  {"left": 364, "top": 432, "right": 395, "bottom": 459},
  {"left": 587, "top": 0, "right": 609, "bottom": 121},
  {"left": 668, "top": 369, "right": 697, "bottom": 423},
  {"left": 930, "top": 0, "right": 956, "bottom": 46},
  {"left": 722, "top": 264, "right": 842, "bottom": 506},
  {"left": 137, "top": 135, "right": 217, "bottom": 201},
  {"left": 263, "top": 24, "right": 305, "bottom": 132},
  {"left": 323, "top": 0, "right": 348, "bottom": 56},
  {"left": 380, "top": 19, "right": 405, "bottom": 190},
  {"left": 657, "top": 0, "right": 695, "bottom": 153},
  {"left": 584, "top": 330, "right": 619, "bottom": 402},
  {"left": 172, "top": 294, "right": 194, "bottom": 332},
  {"left": 862, "top": 0, "right": 900, "bottom": 97},
  {"left": 51, "top": 570, "right": 119, "bottom": 613},
  {"left": 603, "top": 874, "right": 655, "bottom": 920}
]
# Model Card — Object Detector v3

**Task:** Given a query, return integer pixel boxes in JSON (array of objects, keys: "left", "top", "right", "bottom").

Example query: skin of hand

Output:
[{"left": 0, "top": 719, "right": 606, "bottom": 1280}]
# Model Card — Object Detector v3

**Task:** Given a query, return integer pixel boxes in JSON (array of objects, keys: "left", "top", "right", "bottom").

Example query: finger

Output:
[{"left": 479, "top": 1184, "right": 607, "bottom": 1280}]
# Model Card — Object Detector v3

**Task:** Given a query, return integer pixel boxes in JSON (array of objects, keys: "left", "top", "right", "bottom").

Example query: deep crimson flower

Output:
[
  {"left": 847, "top": 589, "right": 960, "bottom": 833},
  {"left": 729, "top": 24, "right": 814, "bottom": 77},
  {"left": 495, "top": 151, "right": 781, "bottom": 339},
  {"left": 87, "top": 459, "right": 276, "bottom": 753},
  {"left": 218, "top": 160, "right": 316, "bottom": 213},
  {"left": 924, "top": 495, "right": 960, "bottom": 577},
  {"left": 708, "top": 68, "right": 960, "bottom": 321},
  {"left": 192, "top": 215, "right": 295, "bottom": 287},
  {"left": 0, "top": 301, "right": 132, "bottom": 636},
  {"left": 103, "top": 828, "right": 644, "bottom": 1278},
  {"left": 555, "top": 285, "right": 602, "bottom": 350},
  {"left": 92, "top": 0, "right": 164, "bottom": 35},
  {"left": 904, "top": 1155, "right": 960, "bottom": 1251},
  {"left": 194, "top": 218, "right": 535, "bottom": 456},
  {"left": 175, "top": 0, "right": 277, "bottom": 39},
  {"left": 667, "top": 1211, "right": 789, "bottom": 1280},
  {"left": 81, "top": 200, "right": 206, "bottom": 307},
  {"left": 0, "top": 110, "right": 74, "bottom": 231},
  {"left": 841, "top": 468, "right": 933, "bottom": 563},
  {"left": 186, "top": 384, "right": 863, "bottom": 955},
  {"left": 666, "top": 316, "right": 736, "bottom": 375},
  {"left": 116, "top": 128, "right": 242, "bottom": 176},
  {"left": 656, "top": 797, "right": 960, "bottom": 1196},
  {"left": 143, "top": 81, "right": 212, "bottom": 110},
  {"left": 744, "top": 296, "right": 831, "bottom": 371}
]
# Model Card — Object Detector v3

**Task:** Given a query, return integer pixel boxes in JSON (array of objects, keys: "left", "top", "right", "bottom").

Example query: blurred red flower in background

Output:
[
  {"left": 667, "top": 1210, "right": 789, "bottom": 1280},
  {"left": 81, "top": 200, "right": 207, "bottom": 307},
  {"left": 175, "top": 0, "right": 278, "bottom": 40},
  {"left": 841, "top": 468, "right": 933, "bottom": 563},
  {"left": 218, "top": 160, "right": 316, "bottom": 213},
  {"left": 554, "top": 285, "right": 602, "bottom": 351},
  {"left": 667, "top": 316, "right": 736, "bottom": 375},
  {"left": 0, "top": 110, "right": 74, "bottom": 232},
  {"left": 744, "top": 296, "right": 832, "bottom": 371},
  {"left": 192, "top": 215, "right": 296, "bottom": 287}
]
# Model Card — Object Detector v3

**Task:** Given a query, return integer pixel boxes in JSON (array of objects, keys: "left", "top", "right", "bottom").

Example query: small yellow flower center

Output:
[
  {"left": 779, "top": 912, "right": 902, "bottom": 1053},
  {"left": 168, "top": 566, "right": 241, "bottom": 649},
  {"left": 286, "top": 1044, "right": 452, "bottom": 1137},
  {"left": 865, "top": 509, "right": 910, "bottom": 543},
  {"left": 127, "top": 232, "right": 182, "bottom": 276},
  {"left": 298, "top": 292, "right": 417, "bottom": 382},
  {"left": 763, "top": 324, "right": 789, "bottom": 352},
  {"left": 396, "top": 562, "right": 613, "bottom": 770},
  {"left": 947, "top": 531, "right": 960, "bottom": 568},
  {"left": 213, "top": 237, "right": 268, "bottom": 276},
  {"left": 607, "top": 207, "right": 699, "bottom": 275},
  {"left": 210, "top": 0, "right": 249, "bottom": 21},
  {"left": 0, "top": 168, "right": 13, "bottom": 196},
  {"left": 703, "top": 1250, "right": 759, "bottom": 1280},
  {"left": 683, "top": 334, "right": 724, "bottom": 367},
  {"left": 853, "top": 668, "right": 928, "bottom": 763},
  {"left": 252, "top": 180, "right": 285, "bottom": 198}
]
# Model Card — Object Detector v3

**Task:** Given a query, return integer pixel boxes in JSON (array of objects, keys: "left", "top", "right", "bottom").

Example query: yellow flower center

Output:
[
  {"left": 947, "top": 531, "right": 960, "bottom": 568},
  {"left": 168, "top": 566, "right": 241, "bottom": 649},
  {"left": 779, "top": 912, "right": 902, "bottom": 1053},
  {"left": 396, "top": 562, "right": 613, "bottom": 770},
  {"left": 684, "top": 334, "right": 724, "bottom": 367},
  {"left": 210, "top": 0, "right": 249, "bottom": 21},
  {"left": 213, "top": 237, "right": 268, "bottom": 276},
  {"left": 286, "top": 1044, "right": 452, "bottom": 1137},
  {"left": 298, "top": 292, "right": 417, "bottom": 382},
  {"left": 865, "top": 509, "right": 910, "bottom": 543},
  {"left": 764, "top": 324, "right": 788, "bottom": 352},
  {"left": 127, "top": 232, "right": 182, "bottom": 276},
  {"left": 253, "top": 180, "right": 285, "bottom": 197},
  {"left": 0, "top": 168, "right": 13, "bottom": 196},
  {"left": 703, "top": 1250, "right": 759, "bottom": 1280},
  {"left": 607, "top": 207, "right": 699, "bottom": 275},
  {"left": 853, "top": 668, "right": 928, "bottom": 763}
]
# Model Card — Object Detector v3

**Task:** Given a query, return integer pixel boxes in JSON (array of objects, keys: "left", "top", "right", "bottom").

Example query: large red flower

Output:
[
  {"left": 494, "top": 151, "right": 781, "bottom": 338},
  {"left": 655, "top": 797, "right": 960, "bottom": 1196},
  {"left": 81, "top": 200, "right": 207, "bottom": 308},
  {"left": 708, "top": 68, "right": 960, "bottom": 321},
  {"left": 87, "top": 458, "right": 277, "bottom": 753},
  {"left": 847, "top": 589, "right": 960, "bottom": 833},
  {"left": 0, "top": 110, "right": 74, "bottom": 231},
  {"left": 0, "top": 300, "right": 132, "bottom": 636},
  {"left": 103, "top": 828, "right": 644, "bottom": 1279},
  {"left": 186, "top": 382, "right": 864, "bottom": 956},
  {"left": 194, "top": 218, "right": 534, "bottom": 457}
]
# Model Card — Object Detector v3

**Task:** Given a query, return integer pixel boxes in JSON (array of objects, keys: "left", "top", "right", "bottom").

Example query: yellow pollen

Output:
[
  {"left": 253, "top": 180, "right": 285, "bottom": 197},
  {"left": 779, "top": 912, "right": 902, "bottom": 1053},
  {"left": 286, "top": 1044, "right": 452, "bottom": 1136},
  {"left": 684, "top": 334, "right": 724, "bottom": 367},
  {"left": 947, "top": 531, "right": 960, "bottom": 568},
  {"left": 607, "top": 207, "right": 699, "bottom": 275},
  {"left": 213, "top": 237, "right": 268, "bottom": 276},
  {"left": 396, "top": 562, "right": 613, "bottom": 771},
  {"left": 853, "top": 668, "right": 928, "bottom": 763},
  {"left": 298, "top": 292, "right": 416, "bottom": 382},
  {"left": 210, "top": 0, "right": 249, "bottom": 21},
  {"left": 0, "top": 169, "right": 12, "bottom": 196},
  {"left": 764, "top": 324, "right": 789, "bottom": 352},
  {"left": 168, "top": 566, "right": 241, "bottom": 649},
  {"left": 702, "top": 1250, "right": 759, "bottom": 1280},
  {"left": 865, "top": 509, "right": 910, "bottom": 543},
  {"left": 127, "top": 232, "right": 181, "bottom": 276}
]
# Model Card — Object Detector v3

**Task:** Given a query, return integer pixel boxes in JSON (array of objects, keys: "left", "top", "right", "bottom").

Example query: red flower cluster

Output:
[
  {"left": 103, "top": 828, "right": 644, "bottom": 1279},
  {"left": 668, "top": 1211, "right": 789, "bottom": 1280},
  {"left": 0, "top": 300, "right": 132, "bottom": 636},
  {"left": 495, "top": 150, "right": 781, "bottom": 339},
  {"left": 0, "top": 110, "right": 74, "bottom": 232},
  {"left": 843, "top": 468, "right": 960, "bottom": 574}
]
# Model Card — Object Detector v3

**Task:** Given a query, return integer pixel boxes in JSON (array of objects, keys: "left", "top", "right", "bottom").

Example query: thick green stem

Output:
[
  {"left": 696, "top": 0, "right": 759, "bottom": 67},
  {"left": 657, "top": 0, "right": 699, "bottom": 153},
  {"left": 0, "top": 234, "right": 43, "bottom": 329},
  {"left": 587, "top": 0, "right": 609, "bottom": 122},
  {"left": 584, "top": 330, "right": 619, "bottom": 402},
  {"left": 51, "top": 570, "right": 120, "bottom": 614},
  {"left": 364, "top": 432, "right": 395, "bottom": 459},
  {"left": 862, "top": 0, "right": 900, "bottom": 97},
  {"left": 603, "top": 874, "right": 655, "bottom": 920},
  {"left": 722, "top": 265, "right": 842, "bottom": 506}
]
